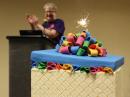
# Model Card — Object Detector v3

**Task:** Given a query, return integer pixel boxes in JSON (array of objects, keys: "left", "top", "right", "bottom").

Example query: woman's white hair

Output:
[{"left": 43, "top": 3, "right": 57, "bottom": 11}]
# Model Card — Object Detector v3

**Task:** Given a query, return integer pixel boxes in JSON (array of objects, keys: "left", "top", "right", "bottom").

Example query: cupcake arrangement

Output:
[{"left": 56, "top": 31, "right": 107, "bottom": 57}]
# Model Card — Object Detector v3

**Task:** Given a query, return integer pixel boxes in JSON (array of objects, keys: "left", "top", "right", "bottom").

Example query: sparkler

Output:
[{"left": 76, "top": 13, "right": 90, "bottom": 32}]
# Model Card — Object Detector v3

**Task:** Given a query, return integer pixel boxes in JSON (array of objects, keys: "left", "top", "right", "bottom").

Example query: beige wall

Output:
[{"left": 0, "top": 0, "right": 130, "bottom": 97}]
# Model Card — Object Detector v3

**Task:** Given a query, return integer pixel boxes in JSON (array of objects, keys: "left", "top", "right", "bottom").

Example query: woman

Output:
[{"left": 26, "top": 3, "right": 65, "bottom": 45}]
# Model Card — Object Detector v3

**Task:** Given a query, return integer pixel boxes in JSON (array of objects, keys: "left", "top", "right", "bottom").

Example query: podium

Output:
[{"left": 7, "top": 36, "right": 55, "bottom": 97}]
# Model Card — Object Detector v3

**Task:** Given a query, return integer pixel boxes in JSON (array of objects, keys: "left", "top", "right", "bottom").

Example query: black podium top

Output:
[
  {"left": 7, "top": 36, "right": 43, "bottom": 38},
  {"left": 7, "top": 35, "right": 55, "bottom": 46}
]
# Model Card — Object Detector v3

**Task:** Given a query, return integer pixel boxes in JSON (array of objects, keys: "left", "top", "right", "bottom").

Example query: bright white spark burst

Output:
[
  {"left": 76, "top": 14, "right": 90, "bottom": 31},
  {"left": 77, "top": 18, "right": 89, "bottom": 28}
]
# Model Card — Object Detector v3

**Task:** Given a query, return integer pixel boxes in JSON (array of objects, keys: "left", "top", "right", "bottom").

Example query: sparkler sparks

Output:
[{"left": 76, "top": 14, "right": 90, "bottom": 31}]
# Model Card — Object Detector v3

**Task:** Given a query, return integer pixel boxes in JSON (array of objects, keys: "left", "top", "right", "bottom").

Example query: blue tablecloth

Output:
[{"left": 31, "top": 49, "right": 124, "bottom": 71}]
